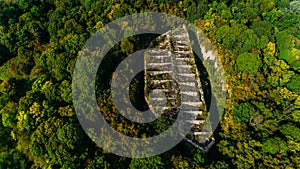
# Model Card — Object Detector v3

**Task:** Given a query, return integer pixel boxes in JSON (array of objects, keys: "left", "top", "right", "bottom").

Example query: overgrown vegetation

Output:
[{"left": 0, "top": 0, "right": 299, "bottom": 168}]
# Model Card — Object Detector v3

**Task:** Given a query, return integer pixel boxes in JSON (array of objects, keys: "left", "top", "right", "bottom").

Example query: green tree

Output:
[
  {"left": 170, "top": 155, "right": 189, "bottom": 169},
  {"left": 236, "top": 52, "right": 262, "bottom": 74},
  {"left": 262, "top": 137, "right": 288, "bottom": 155},
  {"left": 233, "top": 102, "right": 256, "bottom": 123},
  {"left": 187, "top": 1, "right": 209, "bottom": 22},
  {"left": 252, "top": 21, "right": 273, "bottom": 38},
  {"left": 0, "top": 150, "right": 29, "bottom": 169},
  {"left": 129, "top": 156, "right": 165, "bottom": 169},
  {"left": 280, "top": 123, "right": 300, "bottom": 141},
  {"left": 290, "top": 1, "right": 300, "bottom": 14},
  {"left": 287, "top": 74, "right": 300, "bottom": 94},
  {"left": 86, "top": 156, "right": 110, "bottom": 169},
  {"left": 276, "top": 31, "right": 294, "bottom": 63},
  {"left": 0, "top": 102, "right": 18, "bottom": 128}
]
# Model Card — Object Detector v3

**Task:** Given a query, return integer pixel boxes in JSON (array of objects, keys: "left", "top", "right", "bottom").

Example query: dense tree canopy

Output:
[{"left": 0, "top": 0, "right": 299, "bottom": 168}]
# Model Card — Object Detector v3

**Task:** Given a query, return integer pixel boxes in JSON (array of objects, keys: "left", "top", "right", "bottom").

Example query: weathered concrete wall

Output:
[{"left": 144, "top": 25, "right": 214, "bottom": 150}]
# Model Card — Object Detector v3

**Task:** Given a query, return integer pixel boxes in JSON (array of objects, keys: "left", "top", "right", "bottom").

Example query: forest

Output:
[{"left": 0, "top": 0, "right": 300, "bottom": 168}]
